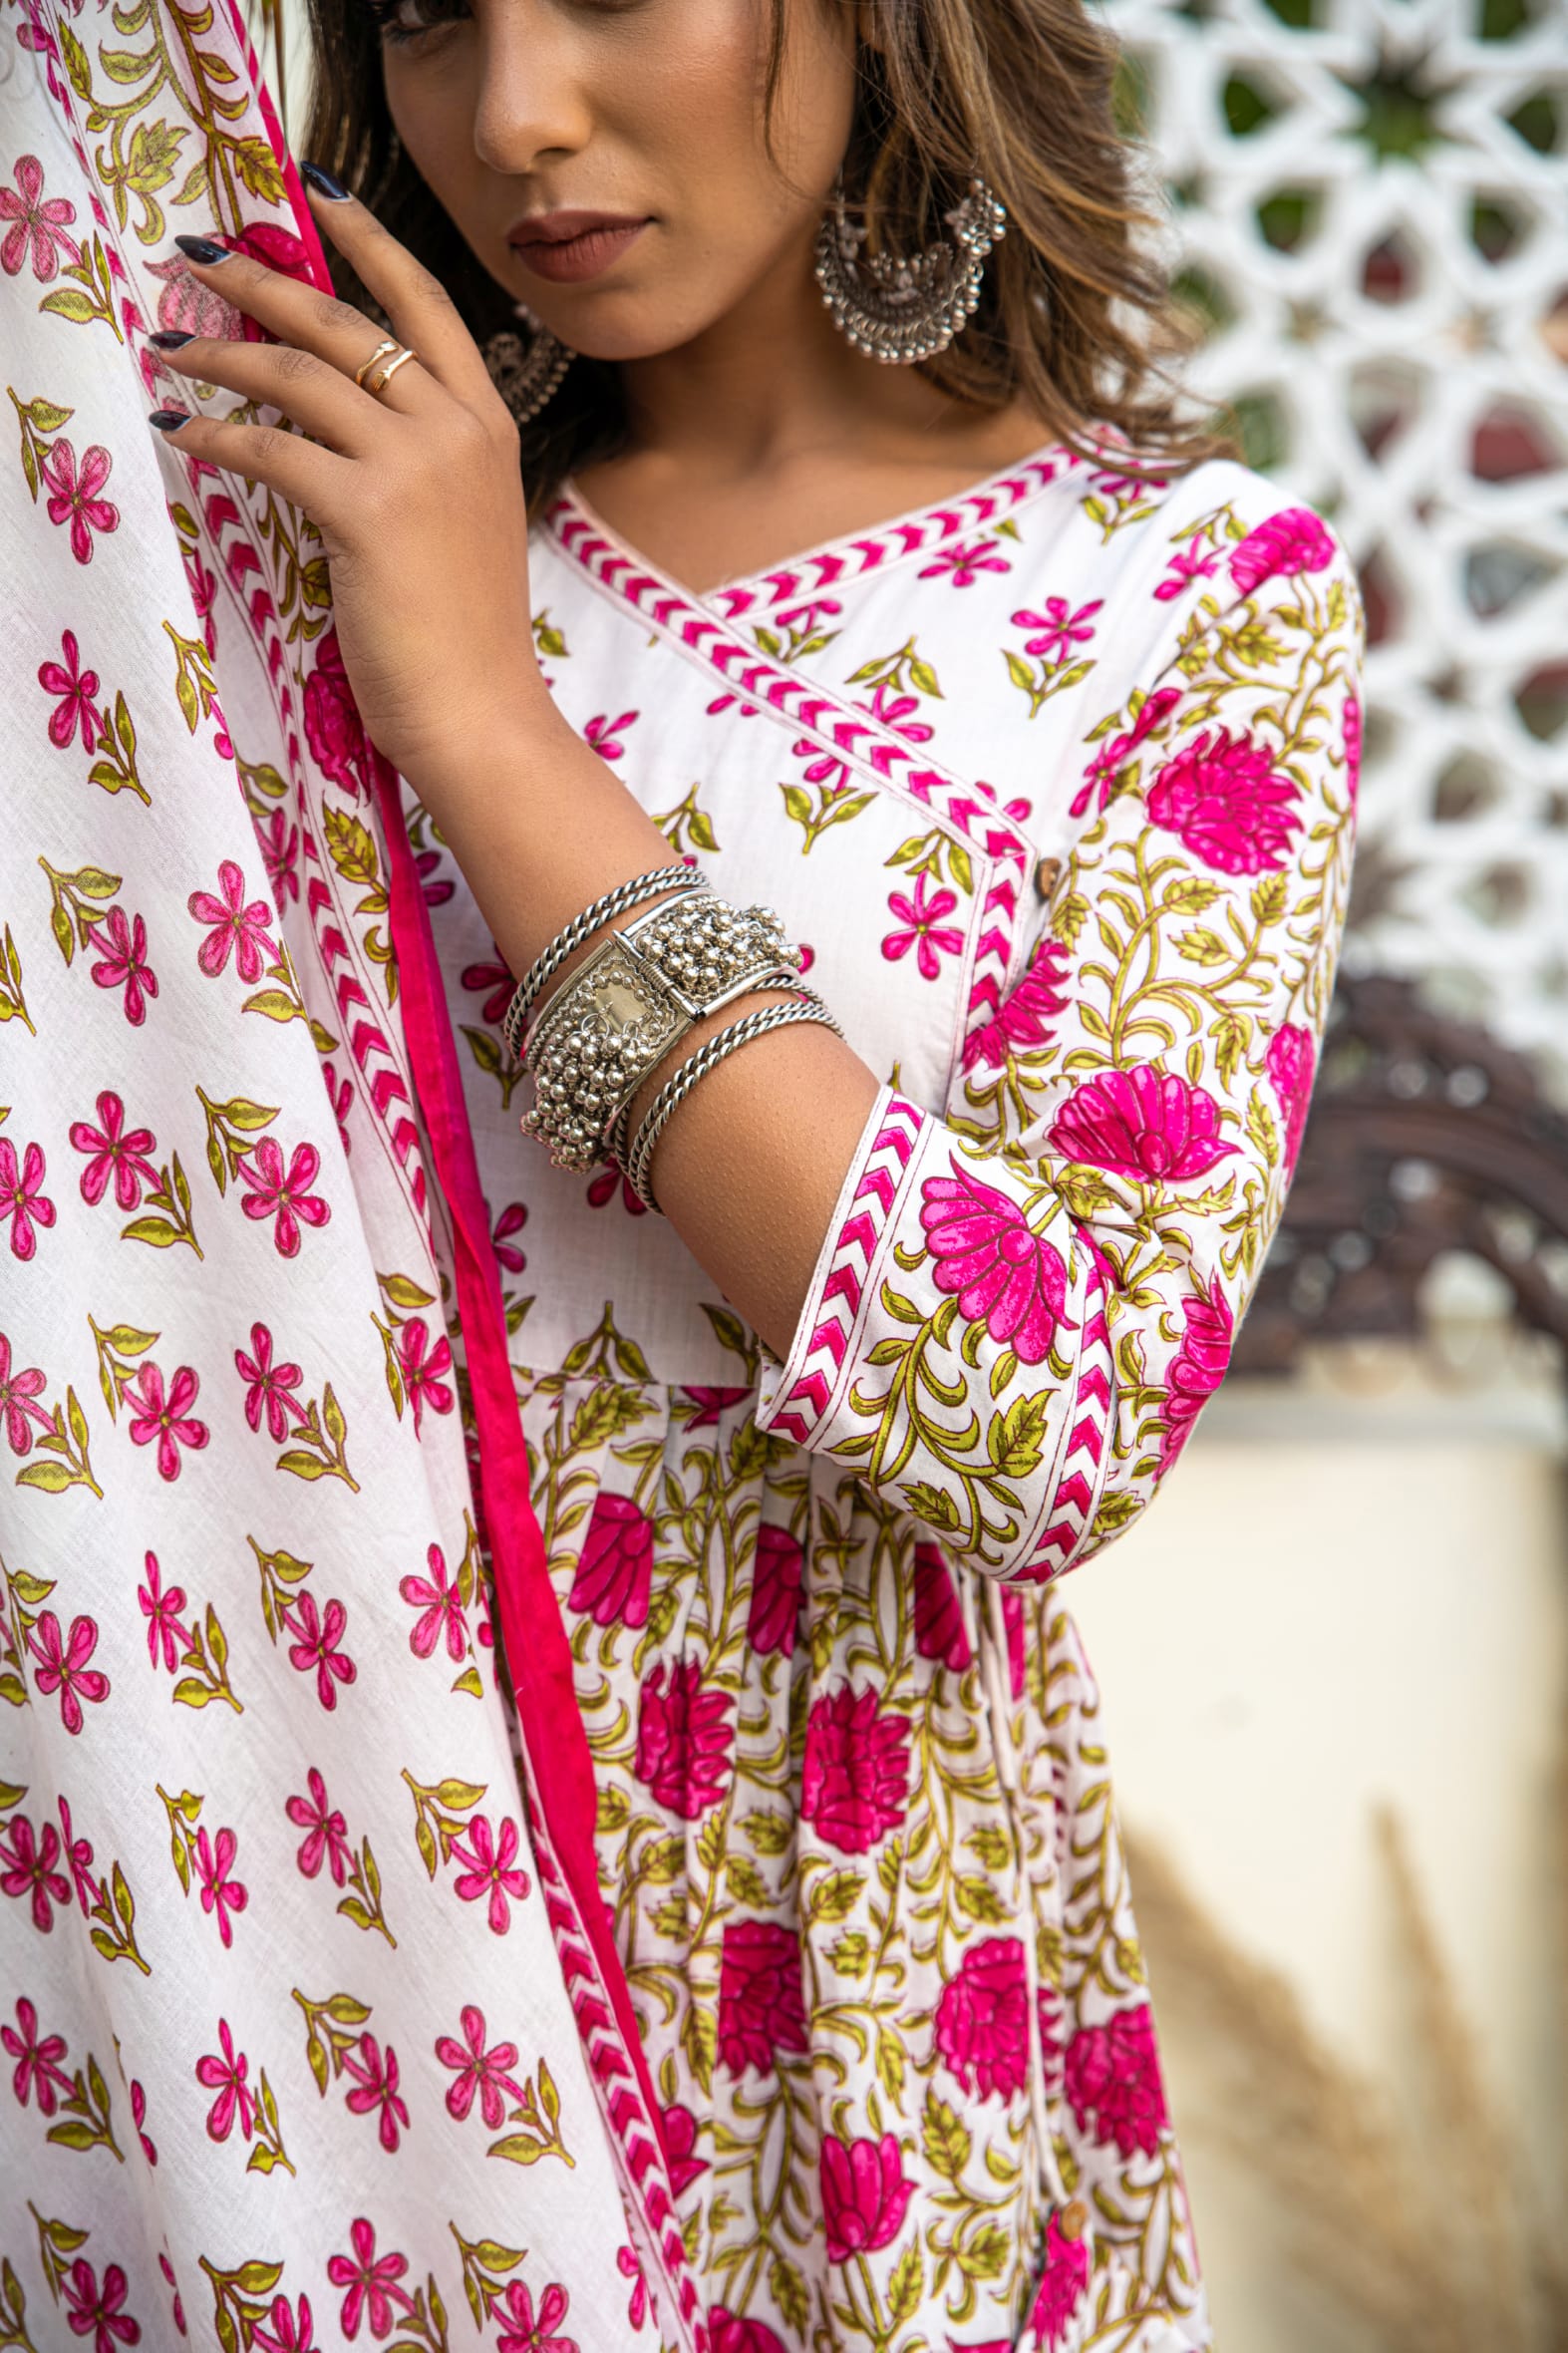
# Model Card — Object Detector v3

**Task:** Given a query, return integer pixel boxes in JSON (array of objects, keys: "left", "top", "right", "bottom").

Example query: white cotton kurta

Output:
[{"left": 400, "top": 451, "right": 1364, "bottom": 2352}]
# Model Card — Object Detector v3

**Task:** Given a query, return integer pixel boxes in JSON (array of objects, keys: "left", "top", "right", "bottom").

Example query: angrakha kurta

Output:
[{"left": 406, "top": 454, "right": 1365, "bottom": 2352}]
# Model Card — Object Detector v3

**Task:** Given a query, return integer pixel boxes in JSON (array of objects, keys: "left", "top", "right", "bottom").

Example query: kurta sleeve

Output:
[{"left": 755, "top": 504, "right": 1364, "bottom": 1583}]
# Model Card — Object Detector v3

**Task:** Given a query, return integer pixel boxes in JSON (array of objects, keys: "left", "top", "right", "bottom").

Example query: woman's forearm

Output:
[{"left": 411, "top": 697, "right": 882, "bottom": 1357}]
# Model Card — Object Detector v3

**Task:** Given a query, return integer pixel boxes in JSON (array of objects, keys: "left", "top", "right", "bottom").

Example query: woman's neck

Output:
[
  {"left": 611, "top": 232, "right": 1005, "bottom": 483},
  {"left": 575, "top": 238, "right": 1053, "bottom": 593}
]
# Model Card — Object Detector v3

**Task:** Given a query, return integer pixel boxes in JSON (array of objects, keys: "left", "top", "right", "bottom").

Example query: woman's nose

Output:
[{"left": 471, "top": 11, "right": 593, "bottom": 174}]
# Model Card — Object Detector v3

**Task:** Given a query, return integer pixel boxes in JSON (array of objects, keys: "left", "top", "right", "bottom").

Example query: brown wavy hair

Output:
[{"left": 300, "top": 0, "right": 1233, "bottom": 507}]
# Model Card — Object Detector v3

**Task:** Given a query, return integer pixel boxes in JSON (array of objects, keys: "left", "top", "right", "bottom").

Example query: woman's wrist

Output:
[
  {"left": 399, "top": 666, "right": 564, "bottom": 834},
  {"left": 407, "top": 706, "right": 682, "bottom": 988}
]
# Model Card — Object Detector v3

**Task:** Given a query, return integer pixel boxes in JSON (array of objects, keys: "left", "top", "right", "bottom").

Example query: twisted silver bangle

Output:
[
  {"left": 500, "top": 862, "right": 706, "bottom": 1062},
  {"left": 625, "top": 991, "right": 845, "bottom": 1213}
]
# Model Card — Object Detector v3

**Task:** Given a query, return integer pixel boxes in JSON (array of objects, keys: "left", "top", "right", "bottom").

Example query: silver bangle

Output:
[
  {"left": 500, "top": 862, "right": 705, "bottom": 1062},
  {"left": 600, "top": 953, "right": 803, "bottom": 1169},
  {"left": 520, "top": 895, "right": 806, "bottom": 1173},
  {"left": 624, "top": 991, "right": 844, "bottom": 1214}
]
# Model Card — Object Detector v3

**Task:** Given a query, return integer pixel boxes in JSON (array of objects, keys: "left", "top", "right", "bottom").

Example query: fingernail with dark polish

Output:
[
  {"left": 300, "top": 160, "right": 352, "bottom": 202},
  {"left": 150, "top": 329, "right": 194, "bottom": 349},
  {"left": 150, "top": 408, "right": 191, "bottom": 431},
  {"left": 173, "top": 233, "right": 231, "bottom": 264}
]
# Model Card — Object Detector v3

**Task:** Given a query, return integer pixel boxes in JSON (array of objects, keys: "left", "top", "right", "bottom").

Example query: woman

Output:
[{"left": 14, "top": 0, "right": 1357, "bottom": 2343}]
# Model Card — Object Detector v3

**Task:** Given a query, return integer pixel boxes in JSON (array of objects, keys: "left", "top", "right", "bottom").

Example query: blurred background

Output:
[{"left": 263, "top": 0, "right": 1568, "bottom": 2340}]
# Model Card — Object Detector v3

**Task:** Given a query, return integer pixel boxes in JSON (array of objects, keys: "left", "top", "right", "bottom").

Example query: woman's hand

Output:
[{"left": 150, "top": 183, "right": 543, "bottom": 794}]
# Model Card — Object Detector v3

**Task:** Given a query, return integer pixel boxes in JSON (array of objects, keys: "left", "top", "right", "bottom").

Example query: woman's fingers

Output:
[
  {"left": 149, "top": 404, "right": 351, "bottom": 524},
  {"left": 153, "top": 183, "right": 519, "bottom": 547},
  {"left": 152, "top": 332, "right": 391, "bottom": 461},
  {"left": 301, "top": 177, "right": 498, "bottom": 411},
  {"left": 170, "top": 180, "right": 498, "bottom": 420},
  {"left": 171, "top": 234, "right": 437, "bottom": 418}
]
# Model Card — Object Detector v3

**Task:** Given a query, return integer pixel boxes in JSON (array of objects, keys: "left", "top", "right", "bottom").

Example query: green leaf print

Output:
[
  {"left": 807, "top": 1867, "right": 863, "bottom": 1922},
  {"left": 921, "top": 2092, "right": 973, "bottom": 2182},
  {"left": 680, "top": 2001, "right": 716, "bottom": 2097}
]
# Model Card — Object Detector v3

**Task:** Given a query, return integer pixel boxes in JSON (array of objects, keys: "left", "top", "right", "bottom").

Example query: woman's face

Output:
[{"left": 377, "top": 0, "right": 859, "bottom": 359}]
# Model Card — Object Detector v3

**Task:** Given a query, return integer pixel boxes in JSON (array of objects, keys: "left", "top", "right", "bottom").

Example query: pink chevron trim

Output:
[
  {"left": 529, "top": 1836, "right": 702, "bottom": 2344},
  {"left": 1068, "top": 1410, "right": 1106, "bottom": 1463},
  {"left": 766, "top": 1093, "right": 928, "bottom": 1445},
  {"left": 869, "top": 1111, "right": 922, "bottom": 1165},
  {"left": 547, "top": 515, "right": 1025, "bottom": 877},
  {"left": 648, "top": 448, "right": 1088, "bottom": 616},
  {"left": 296, "top": 847, "right": 429, "bottom": 1217},
  {"left": 839, "top": 1210, "right": 881, "bottom": 1259},
  {"left": 821, "top": 1263, "right": 864, "bottom": 1316},
  {"left": 805, "top": 1318, "right": 849, "bottom": 1366},
  {"left": 861, "top": 1166, "right": 899, "bottom": 1214},
  {"left": 1021, "top": 1262, "right": 1116, "bottom": 1581},
  {"left": 1056, "top": 1471, "right": 1096, "bottom": 1515}
]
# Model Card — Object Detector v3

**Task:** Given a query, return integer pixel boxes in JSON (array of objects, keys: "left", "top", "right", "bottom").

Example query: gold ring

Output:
[
  {"left": 363, "top": 345, "right": 419, "bottom": 398},
  {"left": 353, "top": 336, "right": 400, "bottom": 389}
]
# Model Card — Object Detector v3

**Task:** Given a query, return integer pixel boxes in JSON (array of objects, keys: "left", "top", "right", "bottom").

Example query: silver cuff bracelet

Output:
[
  {"left": 519, "top": 890, "right": 805, "bottom": 1172},
  {"left": 500, "top": 861, "right": 707, "bottom": 1062}
]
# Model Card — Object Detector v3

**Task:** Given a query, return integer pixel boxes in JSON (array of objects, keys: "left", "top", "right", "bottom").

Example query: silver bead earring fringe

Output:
[
  {"left": 481, "top": 303, "right": 574, "bottom": 426},
  {"left": 814, "top": 171, "right": 1007, "bottom": 366}
]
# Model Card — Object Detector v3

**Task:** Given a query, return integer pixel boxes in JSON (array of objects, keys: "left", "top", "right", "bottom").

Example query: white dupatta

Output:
[{"left": 0, "top": 5, "right": 693, "bottom": 2344}]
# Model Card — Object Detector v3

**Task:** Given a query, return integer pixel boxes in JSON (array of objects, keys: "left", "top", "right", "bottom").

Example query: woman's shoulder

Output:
[
  {"left": 1041, "top": 439, "right": 1351, "bottom": 586},
  {"left": 1003, "top": 439, "right": 1361, "bottom": 691}
]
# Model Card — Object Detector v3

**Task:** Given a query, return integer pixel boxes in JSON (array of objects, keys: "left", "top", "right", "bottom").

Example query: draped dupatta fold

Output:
[{"left": 0, "top": 5, "right": 692, "bottom": 2343}]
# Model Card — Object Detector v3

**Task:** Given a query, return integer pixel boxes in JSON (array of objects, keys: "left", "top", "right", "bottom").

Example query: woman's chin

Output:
[
  {"left": 514, "top": 308, "right": 721, "bottom": 368},
  {"left": 502, "top": 264, "right": 742, "bottom": 367}
]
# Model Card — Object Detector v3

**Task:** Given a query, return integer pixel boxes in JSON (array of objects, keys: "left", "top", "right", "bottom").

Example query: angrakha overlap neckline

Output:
[{"left": 551, "top": 434, "right": 1083, "bottom": 612}]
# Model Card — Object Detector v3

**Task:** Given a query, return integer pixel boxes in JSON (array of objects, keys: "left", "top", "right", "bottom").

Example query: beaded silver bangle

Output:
[
  {"left": 624, "top": 991, "right": 845, "bottom": 1213},
  {"left": 520, "top": 893, "right": 806, "bottom": 1173},
  {"left": 500, "top": 862, "right": 705, "bottom": 1062}
]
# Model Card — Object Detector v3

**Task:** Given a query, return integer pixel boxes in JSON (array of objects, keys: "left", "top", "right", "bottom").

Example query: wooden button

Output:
[
  {"left": 1060, "top": 2197, "right": 1090, "bottom": 2238},
  {"left": 1034, "top": 855, "right": 1062, "bottom": 900}
]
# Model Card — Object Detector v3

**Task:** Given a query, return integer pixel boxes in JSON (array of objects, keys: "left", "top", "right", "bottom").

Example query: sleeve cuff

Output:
[{"left": 754, "top": 1084, "right": 930, "bottom": 1447}]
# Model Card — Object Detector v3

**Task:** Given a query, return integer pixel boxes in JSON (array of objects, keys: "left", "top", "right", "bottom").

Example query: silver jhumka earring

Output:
[
  {"left": 813, "top": 170, "right": 1008, "bottom": 365},
  {"left": 481, "top": 302, "right": 575, "bottom": 426}
]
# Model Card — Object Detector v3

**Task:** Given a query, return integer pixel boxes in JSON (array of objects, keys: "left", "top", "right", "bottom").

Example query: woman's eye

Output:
[{"left": 365, "top": 0, "right": 469, "bottom": 45}]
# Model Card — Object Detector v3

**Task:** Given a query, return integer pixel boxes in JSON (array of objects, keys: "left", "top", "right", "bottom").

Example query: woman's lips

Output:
[{"left": 508, "top": 216, "right": 649, "bottom": 285}]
